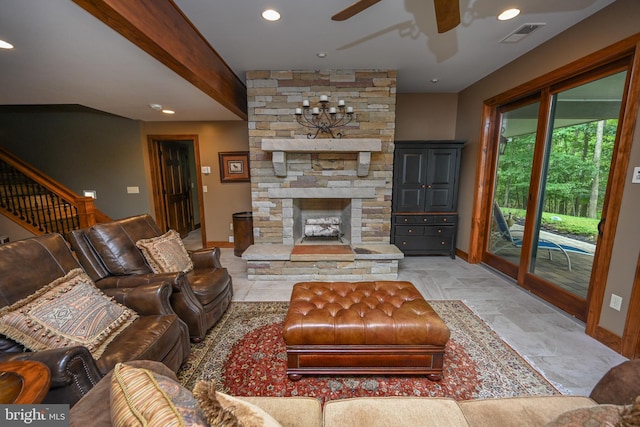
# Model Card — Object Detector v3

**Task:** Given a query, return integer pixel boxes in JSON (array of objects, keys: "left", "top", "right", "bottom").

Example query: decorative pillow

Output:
[
  {"left": 0, "top": 268, "right": 138, "bottom": 359},
  {"left": 136, "top": 230, "right": 194, "bottom": 273},
  {"left": 619, "top": 396, "right": 640, "bottom": 426},
  {"left": 544, "top": 404, "right": 622, "bottom": 426},
  {"left": 193, "top": 380, "right": 282, "bottom": 427},
  {"left": 111, "top": 363, "right": 208, "bottom": 427}
]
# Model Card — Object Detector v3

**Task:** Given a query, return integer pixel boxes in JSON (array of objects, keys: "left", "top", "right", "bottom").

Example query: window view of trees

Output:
[{"left": 495, "top": 119, "right": 618, "bottom": 242}]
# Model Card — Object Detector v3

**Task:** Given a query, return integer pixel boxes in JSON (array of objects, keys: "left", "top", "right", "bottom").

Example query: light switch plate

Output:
[
  {"left": 610, "top": 294, "right": 623, "bottom": 311},
  {"left": 126, "top": 186, "right": 140, "bottom": 194},
  {"left": 632, "top": 166, "right": 640, "bottom": 183}
]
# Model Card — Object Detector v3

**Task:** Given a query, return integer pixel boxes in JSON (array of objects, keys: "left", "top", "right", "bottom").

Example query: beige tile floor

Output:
[{"left": 186, "top": 232, "right": 627, "bottom": 397}]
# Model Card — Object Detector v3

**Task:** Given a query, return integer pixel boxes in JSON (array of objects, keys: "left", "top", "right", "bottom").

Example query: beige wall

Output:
[
  {"left": 453, "top": 0, "right": 640, "bottom": 336},
  {"left": 0, "top": 110, "right": 151, "bottom": 222},
  {"left": 395, "top": 93, "right": 458, "bottom": 141},
  {"left": 140, "top": 121, "right": 251, "bottom": 243}
]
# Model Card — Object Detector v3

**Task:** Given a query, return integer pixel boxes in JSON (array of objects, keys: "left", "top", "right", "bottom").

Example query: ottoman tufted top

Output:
[{"left": 283, "top": 281, "right": 450, "bottom": 346}]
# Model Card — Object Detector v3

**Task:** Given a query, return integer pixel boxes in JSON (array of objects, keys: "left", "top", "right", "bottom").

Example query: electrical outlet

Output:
[{"left": 610, "top": 294, "right": 623, "bottom": 311}]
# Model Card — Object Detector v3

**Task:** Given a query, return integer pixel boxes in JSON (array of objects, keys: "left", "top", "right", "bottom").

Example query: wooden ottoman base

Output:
[
  {"left": 283, "top": 281, "right": 450, "bottom": 382},
  {"left": 286, "top": 344, "right": 445, "bottom": 382}
]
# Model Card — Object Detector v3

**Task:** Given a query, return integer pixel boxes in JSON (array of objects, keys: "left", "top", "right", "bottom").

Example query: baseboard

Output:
[
  {"left": 593, "top": 325, "right": 622, "bottom": 353},
  {"left": 208, "top": 241, "right": 234, "bottom": 248}
]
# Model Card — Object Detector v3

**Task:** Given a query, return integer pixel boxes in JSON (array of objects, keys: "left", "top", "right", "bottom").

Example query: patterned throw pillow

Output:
[
  {"left": 136, "top": 229, "right": 194, "bottom": 273},
  {"left": 111, "top": 363, "right": 208, "bottom": 427},
  {"left": 193, "top": 380, "right": 283, "bottom": 427},
  {"left": 0, "top": 268, "right": 138, "bottom": 359}
]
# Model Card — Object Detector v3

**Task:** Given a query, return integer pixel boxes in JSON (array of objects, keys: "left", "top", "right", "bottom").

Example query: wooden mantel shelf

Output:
[{"left": 261, "top": 138, "right": 382, "bottom": 177}]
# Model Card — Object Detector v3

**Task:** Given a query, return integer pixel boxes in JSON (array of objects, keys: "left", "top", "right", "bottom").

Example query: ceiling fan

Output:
[{"left": 331, "top": 0, "right": 460, "bottom": 33}]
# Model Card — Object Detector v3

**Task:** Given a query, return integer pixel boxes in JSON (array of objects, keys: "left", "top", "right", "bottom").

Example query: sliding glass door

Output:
[{"left": 485, "top": 68, "right": 628, "bottom": 320}]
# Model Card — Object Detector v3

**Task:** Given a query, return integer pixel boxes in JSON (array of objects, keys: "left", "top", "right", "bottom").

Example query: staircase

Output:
[{"left": 0, "top": 146, "right": 109, "bottom": 236}]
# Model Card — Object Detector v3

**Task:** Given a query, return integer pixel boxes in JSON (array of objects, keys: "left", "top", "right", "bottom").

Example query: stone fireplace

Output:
[{"left": 243, "top": 69, "right": 403, "bottom": 280}]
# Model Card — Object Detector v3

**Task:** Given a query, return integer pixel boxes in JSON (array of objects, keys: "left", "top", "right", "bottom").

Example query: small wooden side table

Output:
[{"left": 0, "top": 361, "right": 51, "bottom": 404}]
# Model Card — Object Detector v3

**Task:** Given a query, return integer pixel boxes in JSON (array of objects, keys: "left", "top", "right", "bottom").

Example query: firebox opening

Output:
[{"left": 293, "top": 198, "right": 351, "bottom": 245}]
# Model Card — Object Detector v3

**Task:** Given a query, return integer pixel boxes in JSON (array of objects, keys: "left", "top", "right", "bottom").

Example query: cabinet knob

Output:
[
  {"left": 438, "top": 229, "right": 442, "bottom": 234},
  {"left": 421, "top": 185, "right": 426, "bottom": 189},
  {"left": 403, "top": 218, "right": 409, "bottom": 222},
  {"left": 441, "top": 241, "right": 446, "bottom": 245},
  {"left": 408, "top": 229, "right": 413, "bottom": 233},
  {"left": 443, "top": 218, "right": 447, "bottom": 222},
  {"left": 423, "top": 218, "right": 428, "bottom": 222},
  {"left": 402, "top": 241, "right": 407, "bottom": 245}
]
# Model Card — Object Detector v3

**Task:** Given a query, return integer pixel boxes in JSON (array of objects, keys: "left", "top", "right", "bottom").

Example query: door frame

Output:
[
  {"left": 469, "top": 35, "right": 640, "bottom": 354},
  {"left": 147, "top": 134, "right": 206, "bottom": 247}
]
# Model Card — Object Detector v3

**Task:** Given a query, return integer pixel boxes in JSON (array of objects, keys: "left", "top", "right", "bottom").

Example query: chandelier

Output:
[{"left": 294, "top": 95, "right": 354, "bottom": 139}]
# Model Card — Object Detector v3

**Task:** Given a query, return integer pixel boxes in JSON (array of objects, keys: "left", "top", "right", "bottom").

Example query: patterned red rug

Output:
[{"left": 178, "top": 301, "right": 559, "bottom": 403}]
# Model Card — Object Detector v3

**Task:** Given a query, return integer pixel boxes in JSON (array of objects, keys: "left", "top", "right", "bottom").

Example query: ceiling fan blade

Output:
[
  {"left": 331, "top": 0, "right": 382, "bottom": 21},
  {"left": 433, "top": 0, "right": 460, "bottom": 33}
]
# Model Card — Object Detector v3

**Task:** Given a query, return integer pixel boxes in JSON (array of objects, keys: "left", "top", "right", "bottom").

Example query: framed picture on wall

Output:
[{"left": 219, "top": 151, "right": 250, "bottom": 182}]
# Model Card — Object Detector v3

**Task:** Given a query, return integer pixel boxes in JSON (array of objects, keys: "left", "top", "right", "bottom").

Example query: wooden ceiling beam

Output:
[{"left": 73, "top": 0, "right": 247, "bottom": 120}]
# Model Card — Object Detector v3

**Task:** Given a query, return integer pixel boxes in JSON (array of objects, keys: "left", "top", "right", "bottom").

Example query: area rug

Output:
[{"left": 177, "top": 301, "right": 559, "bottom": 403}]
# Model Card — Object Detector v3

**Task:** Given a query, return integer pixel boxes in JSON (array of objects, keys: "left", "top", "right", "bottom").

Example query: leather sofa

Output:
[
  {"left": 0, "top": 234, "right": 190, "bottom": 406},
  {"left": 67, "top": 214, "right": 233, "bottom": 342},
  {"left": 69, "top": 359, "right": 640, "bottom": 426}
]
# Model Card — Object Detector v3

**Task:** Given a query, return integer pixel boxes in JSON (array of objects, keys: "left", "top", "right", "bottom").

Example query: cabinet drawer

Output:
[
  {"left": 433, "top": 215, "right": 456, "bottom": 225},
  {"left": 424, "top": 226, "right": 455, "bottom": 237},
  {"left": 394, "top": 236, "right": 425, "bottom": 251},
  {"left": 395, "top": 225, "right": 424, "bottom": 236},
  {"left": 395, "top": 215, "right": 433, "bottom": 224},
  {"left": 424, "top": 236, "right": 455, "bottom": 250}
]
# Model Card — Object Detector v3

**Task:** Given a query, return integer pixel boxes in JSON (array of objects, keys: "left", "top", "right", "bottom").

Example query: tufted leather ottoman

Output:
[{"left": 283, "top": 281, "right": 450, "bottom": 381}]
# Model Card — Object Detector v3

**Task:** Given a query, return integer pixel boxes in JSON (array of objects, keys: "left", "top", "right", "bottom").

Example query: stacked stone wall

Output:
[{"left": 246, "top": 70, "right": 397, "bottom": 244}]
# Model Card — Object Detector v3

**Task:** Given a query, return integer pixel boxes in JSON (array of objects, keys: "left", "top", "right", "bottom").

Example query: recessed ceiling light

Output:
[
  {"left": 149, "top": 103, "right": 162, "bottom": 110},
  {"left": 317, "top": 52, "right": 327, "bottom": 58},
  {"left": 0, "top": 39, "right": 14, "bottom": 49},
  {"left": 262, "top": 9, "right": 281, "bottom": 21},
  {"left": 161, "top": 109, "right": 175, "bottom": 115},
  {"left": 498, "top": 8, "right": 521, "bottom": 21},
  {"left": 430, "top": 78, "right": 439, "bottom": 83}
]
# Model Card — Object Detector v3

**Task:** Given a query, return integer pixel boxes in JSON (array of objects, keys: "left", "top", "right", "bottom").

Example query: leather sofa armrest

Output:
[
  {"left": 590, "top": 359, "right": 640, "bottom": 405},
  {"left": 0, "top": 346, "right": 102, "bottom": 400},
  {"left": 189, "top": 247, "right": 223, "bottom": 269},
  {"left": 95, "top": 272, "right": 184, "bottom": 290},
  {"left": 103, "top": 282, "right": 174, "bottom": 316}
]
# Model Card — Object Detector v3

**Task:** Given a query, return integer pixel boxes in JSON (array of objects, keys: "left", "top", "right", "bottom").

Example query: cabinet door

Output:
[
  {"left": 425, "top": 148, "right": 459, "bottom": 211},
  {"left": 392, "top": 149, "right": 426, "bottom": 212}
]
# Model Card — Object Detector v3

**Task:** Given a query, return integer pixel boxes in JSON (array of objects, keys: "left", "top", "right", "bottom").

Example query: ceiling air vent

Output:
[{"left": 500, "top": 23, "right": 546, "bottom": 43}]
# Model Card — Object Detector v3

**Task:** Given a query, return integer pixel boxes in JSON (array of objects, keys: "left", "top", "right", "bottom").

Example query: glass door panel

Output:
[
  {"left": 488, "top": 101, "right": 539, "bottom": 268},
  {"left": 529, "top": 72, "right": 626, "bottom": 299}
]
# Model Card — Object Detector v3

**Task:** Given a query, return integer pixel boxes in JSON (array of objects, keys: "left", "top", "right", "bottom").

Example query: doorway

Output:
[
  {"left": 147, "top": 135, "right": 205, "bottom": 246},
  {"left": 478, "top": 58, "right": 634, "bottom": 323}
]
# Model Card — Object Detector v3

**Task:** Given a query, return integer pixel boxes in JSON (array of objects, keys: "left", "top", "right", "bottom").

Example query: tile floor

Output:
[{"left": 214, "top": 247, "right": 627, "bottom": 397}]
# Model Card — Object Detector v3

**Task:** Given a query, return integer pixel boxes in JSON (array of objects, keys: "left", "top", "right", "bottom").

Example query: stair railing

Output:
[{"left": 0, "top": 146, "right": 109, "bottom": 236}]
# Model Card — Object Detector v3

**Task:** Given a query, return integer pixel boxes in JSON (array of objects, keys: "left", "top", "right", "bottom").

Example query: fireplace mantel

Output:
[{"left": 261, "top": 138, "right": 382, "bottom": 177}]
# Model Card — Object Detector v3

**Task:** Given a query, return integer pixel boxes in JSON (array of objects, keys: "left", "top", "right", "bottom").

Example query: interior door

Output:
[
  {"left": 159, "top": 141, "right": 194, "bottom": 237},
  {"left": 484, "top": 68, "right": 628, "bottom": 321}
]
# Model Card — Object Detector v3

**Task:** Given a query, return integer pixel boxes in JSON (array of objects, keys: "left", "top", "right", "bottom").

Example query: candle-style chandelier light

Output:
[{"left": 294, "top": 95, "right": 354, "bottom": 139}]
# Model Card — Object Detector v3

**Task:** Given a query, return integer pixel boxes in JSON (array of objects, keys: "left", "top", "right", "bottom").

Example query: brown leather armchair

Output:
[
  {"left": 67, "top": 214, "right": 233, "bottom": 342},
  {"left": 0, "top": 233, "right": 190, "bottom": 406}
]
